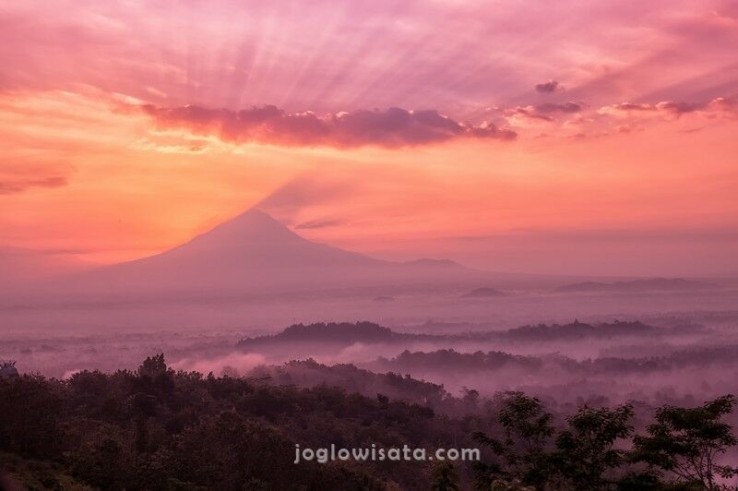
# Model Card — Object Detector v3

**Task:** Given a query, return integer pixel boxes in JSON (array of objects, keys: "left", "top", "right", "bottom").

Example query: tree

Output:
[
  {"left": 489, "top": 480, "right": 536, "bottom": 491},
  {"left": 0, "top": 375, "right": 63, "bottom": 459},
  {"left": 553, "top": 403, "right": 634, "bottom": 490},
  {"left": 138, "top": 353, "right": 168, "bottom": 377},
  {"left": 473, "top": 392, "right": 555, "bottom": 490},
  {"left": 431, "top": 462, "right": 460, "bottom": 491},
  {"left": 633, "top": 395, "right": 738, "bottom": 490}
]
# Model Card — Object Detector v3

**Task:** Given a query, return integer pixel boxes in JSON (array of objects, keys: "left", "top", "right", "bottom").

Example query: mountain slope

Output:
[
  {"left": 83, "top": 209, "right": 384, "bottom": 290},
  {"left": 57, "top": 208, "right": 488, "bottom": 295},
  {"left": 118, "top": 208, "right": 383, "bottom": 270}
]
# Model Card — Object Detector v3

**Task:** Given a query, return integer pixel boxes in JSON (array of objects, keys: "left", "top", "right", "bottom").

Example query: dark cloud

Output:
[
  {"left": 509, "top": 107, "right": 553, "bottom": 121},
  {"left": 536, "top": 102, "right": 582, "bottom": 113},
  {"left": 602, "top": 100, "right": 713, "bottom": 117},
  {"left": 0, "top": 176, "right": 67, "bottom": 195},
  {"left": 535, "top": 80, "right": 559, "bottom": 93},
  {"left": 294, "top": 218, "right": 343, "bottom": 230},
  {"left": 502, "top": 102, "right": 581, "bottom": 123},
  {"left": 141, "top": 104, "right": 516, "bottom": 148},
  {"left": 612, "top": 102, "right": 655, "bottom": 111},
  {"left": 655, "top": 101, "right": 700, "bottom": 115}
]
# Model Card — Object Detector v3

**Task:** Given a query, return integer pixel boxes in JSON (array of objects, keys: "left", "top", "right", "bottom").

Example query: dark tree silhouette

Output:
[
  {"left": 473, "top": 392, "right": 555, "bottom": 490},
  {"left": 633, "top": 395, "right": 738, "bottom": 490},
  {"left": 552, "top": 404, "right": 634, "bottom": 490}
]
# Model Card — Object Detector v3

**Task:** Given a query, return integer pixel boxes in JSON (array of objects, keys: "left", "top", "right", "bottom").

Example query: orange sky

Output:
[{"left": 1, "top": 1, "right": 737, "bottom": 275}]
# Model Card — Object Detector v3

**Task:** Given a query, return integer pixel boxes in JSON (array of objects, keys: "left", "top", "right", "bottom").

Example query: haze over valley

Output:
[
  {"left": 3, "top": 209, "right": 737, "bottom": 410},
  {"left": 2, "top": 1, "right": 738, "bottom": 488}
]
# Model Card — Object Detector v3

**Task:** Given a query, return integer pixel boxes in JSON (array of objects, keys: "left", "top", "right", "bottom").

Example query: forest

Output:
[{"left": 1, "top": 354, "right": 737, "bottom": 490}]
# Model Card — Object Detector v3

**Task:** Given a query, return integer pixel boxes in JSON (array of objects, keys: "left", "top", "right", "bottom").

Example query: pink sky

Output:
[{"left": 0, "top": 0, "right": 737, "bottom": 275}]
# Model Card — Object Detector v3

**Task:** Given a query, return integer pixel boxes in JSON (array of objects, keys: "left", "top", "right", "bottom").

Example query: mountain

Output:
[
  {"left": 554, "top": 278, "right": 717, "bottom": 293},
  {"left": 402, "top": 258, "right": 463, "bottom": 269},
  {"left": 70, "top": 209, "right": 383, "bottom": 292},
  {"left": 51, "top": 208, "right": 488, "bottom": 296}
]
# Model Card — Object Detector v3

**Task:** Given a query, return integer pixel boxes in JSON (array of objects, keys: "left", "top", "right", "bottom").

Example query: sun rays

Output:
[{"left": 0, "top": 0, "right": 736, "bottom": 274}]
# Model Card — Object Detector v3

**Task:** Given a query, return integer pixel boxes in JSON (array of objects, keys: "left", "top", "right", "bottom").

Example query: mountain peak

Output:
[
  {"left": 102, "top": 206, "right": 384, "bottom": 286},
  {"left": 183, "top": 208, "right": 304, "bottom": 249},
  {"left": 53, "top": 207, "right": 486, "bottom": 295},
  {"left": 230, "top": 207, "right": 280, "bottom": 224}
]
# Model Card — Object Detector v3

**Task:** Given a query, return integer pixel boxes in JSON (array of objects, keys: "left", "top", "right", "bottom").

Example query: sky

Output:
[{"left": 0, "top": 0, "right": 737, "bottom": 276}]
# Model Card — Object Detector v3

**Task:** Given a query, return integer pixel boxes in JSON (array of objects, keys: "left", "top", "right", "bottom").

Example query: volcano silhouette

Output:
[
  {"left": 87, "top": 209, "right": 381, "bottom": 290},
  {"left": 135, "top": 208, "right": 382, "bottom": 269},
  {"left": 67, "top": 208, "right": 479, "bottom": 295}
]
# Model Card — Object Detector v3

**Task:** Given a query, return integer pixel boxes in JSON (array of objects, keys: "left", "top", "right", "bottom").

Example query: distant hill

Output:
[
  {"left": 504, "top": 320, "right": 656, "bottom": 340},
  {"left": 554, "top": 278, "right": 716, "bottom": 293},
  {"left": 378, "top": 344, "right": 738, "bottom": 376},
  {"left": 379, "top": 349, "right": 543, "bottom": 373},
  {"left": 237, "top": 320, "right": 666, "bottom": 351},
  {"left": 461, "top": 287, "right": 505, "bottom": 298},
  {"left": 238, "top": 321, "right": 411, "bottom": 348}
]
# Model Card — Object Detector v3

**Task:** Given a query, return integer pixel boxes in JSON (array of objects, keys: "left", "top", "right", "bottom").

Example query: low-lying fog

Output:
[
  {"left": 3, "top": 285, "right": 738, "bottom": 408},
  {"left": 3, "top": 281, "right": 737, "bottom": 335}
]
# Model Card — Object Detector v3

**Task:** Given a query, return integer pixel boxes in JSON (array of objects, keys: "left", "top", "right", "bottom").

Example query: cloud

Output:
[
  {"left": 536, "top": 102, "right": 582, "bottom": 113},
  {"left": 598, "top": 98, "right": 736, "bottom": 119},
  {"left": 655, "top": 101, "right": 700, "bottom": 115},
  {"left": 294, "top": 218, "right": 343, "bottom": 230},
  {"left": 500, "top": 102, "right": 582, "bottom": 124},
  {"left": 707, "top": 97, "right": 738, "bottom": 117},
  {"left": 599, "top": 101, "right": 699, "bottom": 116},
  {"left": 0, "top": 160, "right": 74, "bottom": 196},
  {"left": 0, "top": 176, "right": 68, "bottom": 195},
  {"left": 141, "top": 104, "right": 516, "bottom": 149},
  {"left": 505, "top": 106, "right": 553, "bottom": 122},
  {"left": 535, "top": 80, "right": 559, "bottom": 93},
  {"left": 1, "top": 1, "right": 736, "bottom": 120},
  {"left": 484, "top": 95, "right": 736, "bottom": 139}
]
